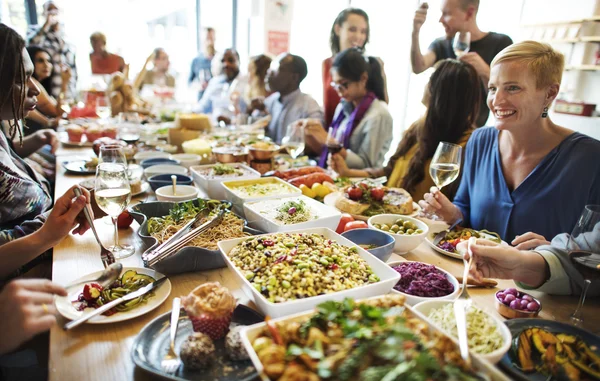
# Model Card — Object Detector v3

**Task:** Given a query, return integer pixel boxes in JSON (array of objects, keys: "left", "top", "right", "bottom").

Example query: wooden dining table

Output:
[{"left": 48, "top": 146, "right": 600, "bottom": 381}]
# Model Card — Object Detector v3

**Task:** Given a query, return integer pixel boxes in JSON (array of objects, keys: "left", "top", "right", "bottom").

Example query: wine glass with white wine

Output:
[
  {"left": 453, "top": 31, "right": 471, "bottom": 58},
  {"left": 95, "top": 95, "right": 111, "bottom": 122},
  {"left": 426, "top": 142, "right": 462, "bottom": 219},
  {"left": 281, "top": 123, "right": 305, "bottom": 159},
  {"left": 95, "top": 146, "right": 134, "bottom": 259}
]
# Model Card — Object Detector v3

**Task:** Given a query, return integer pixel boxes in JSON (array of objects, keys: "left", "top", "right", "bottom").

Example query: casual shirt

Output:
[
  {"left": 90, "top": 52, "right": 124, "bottom": 75},
  {"left": 137, "top": 71, "right": 176, "bottom": 90},
  {"left": 454, "top": 127, "right": 600, "bottom": 242},
  {"left": 332, "top": 99, "right": 393, "bottom": 169},
  {"left": 189, "top": 53, "right": 214, "bottom": 100},
  {"left": 429, "top": 32, "right": 513, "bottom": 127},
  {"left": 264, "top": 89, "right": 323, "bottom": 144},
  {"left": 197, "top": 74, "right": 248, "bottom": 119}
]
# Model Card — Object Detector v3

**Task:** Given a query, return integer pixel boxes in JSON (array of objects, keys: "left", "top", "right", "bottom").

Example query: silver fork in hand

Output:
[
  {"left": 73, "top": 187, "right": 115, "bottom": 267},
  {"left": 454, "top": 237, "right": 475, "bottom": 369},
  {"left": 161, "top": 297, "right": 181, "bottom": 374}
]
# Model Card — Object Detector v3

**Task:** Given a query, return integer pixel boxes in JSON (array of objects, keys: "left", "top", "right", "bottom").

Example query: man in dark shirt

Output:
[{"left": 410, "top": 0, "right": 512, "bottom": 126}]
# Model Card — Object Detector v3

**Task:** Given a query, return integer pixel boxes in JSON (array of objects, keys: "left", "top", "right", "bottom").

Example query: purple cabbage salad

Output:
[{"left": 392, "top": 262, "right": 454, "bottom": 297}]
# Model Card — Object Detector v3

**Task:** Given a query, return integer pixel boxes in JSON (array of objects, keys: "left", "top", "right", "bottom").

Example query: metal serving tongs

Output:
[
  {"left": 145, "top": 208, "right": 209, "bottom": 259},
  {"left": 144, "top": 208, "right": 225, "bottom": 267}
]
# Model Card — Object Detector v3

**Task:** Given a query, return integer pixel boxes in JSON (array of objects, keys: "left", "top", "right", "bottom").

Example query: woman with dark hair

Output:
[
  {"left": 306, "top": 47, "right": 392, "bottom": 169},
  {"left": 322, "top": 8, "right": 388, "bottom": 127},
  {"left": 330, "top": 59, "right": 479, "bottom": 201},
  {"left": 0, "top": 23, "right": 91, "bottom": 359},
  {"left": 244, "top": 54, "right": 272, "bottom": 103},
  {"left": 24, "top": 45, "right": 69, "bottom": 133}
]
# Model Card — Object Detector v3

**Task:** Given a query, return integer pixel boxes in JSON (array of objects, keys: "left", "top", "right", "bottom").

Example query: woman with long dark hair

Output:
[
  {"left": 331, "top": 59, "right": 479, "bottom": 201},
  {"left": 306, "top": 47, "right": 392, "bottom": 169},
  {"left": 322, "top": 8, "right": 388, "bottom": 127}
]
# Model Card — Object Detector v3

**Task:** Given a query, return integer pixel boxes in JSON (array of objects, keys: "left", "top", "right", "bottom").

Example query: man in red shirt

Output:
[{"left": 89, "top": 32, "right": 125, "bottom": 75}]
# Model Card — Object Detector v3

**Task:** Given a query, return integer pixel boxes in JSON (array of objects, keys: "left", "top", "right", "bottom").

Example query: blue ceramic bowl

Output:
[
  {"left": 140, "top": 158, "right": 180, "bottom": 169},
  {"left": 341, "top": 228, "right": 395, "bottom": 262},
  {"left": 147, "top": 174, "right": 193, "bottom": 192}
]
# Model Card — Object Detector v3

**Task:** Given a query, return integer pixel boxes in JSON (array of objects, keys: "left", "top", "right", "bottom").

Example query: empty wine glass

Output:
[
  {"left": 453, "top": 31, "right": 471, "bottom": 57},
  {"left": 95, "top": 95, "right": 111, "bottom": 122},
  {"left": 117, "top": 112, "right": 141, "bottom": 144},
  {"left": 281, "top": 123, "right": 305, "bottom": 159},
  {"left": 568, "top": 204, "right": 600, "bottom": 327},
  {"left": 95, "top": 146, "right": 134, "bottom": 259}
]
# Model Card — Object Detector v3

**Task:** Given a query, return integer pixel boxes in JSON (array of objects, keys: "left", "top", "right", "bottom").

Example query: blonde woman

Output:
[
  {"left": 420, "top": 41, "right": 600, "bottom": 245},
  {"left": 245, "top": 54, "right": 272, "bottom": 103}
]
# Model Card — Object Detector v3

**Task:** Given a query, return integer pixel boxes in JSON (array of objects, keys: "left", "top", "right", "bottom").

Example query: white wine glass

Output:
[
  {"left": 430, "top": 142, "right": 462, "bottom": 190},
  {"left": 95, "top": 146, "right": 134, "bottom": 259},
  {"left": 453, "top": 31, "right": 471, "bottom": 57},
  {"left": 568, "top": 204, "right": 600, "bottom": 327},
  {"left": 281, "top": 123, "right": 305, "bottom": 159},
  {"left": 95, "top": 95, "right": 111, "bottom": 122}
]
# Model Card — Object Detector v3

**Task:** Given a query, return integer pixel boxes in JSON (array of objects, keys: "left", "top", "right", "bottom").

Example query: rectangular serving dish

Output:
[
  {"left": 190, "top": 163, "right": 261, "bottom": 200},
  {"left": 221, "top": 177, "right": 301, "bottom": 216}
]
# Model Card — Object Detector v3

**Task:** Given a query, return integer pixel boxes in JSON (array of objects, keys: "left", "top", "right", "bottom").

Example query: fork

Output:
[
  {"left": 454, "top": 237, "right": 475, "bottom": 369},
  {"left": 74, "top": 187, "right": 116, "bottom": 267},
  {"left": 161, "top": 297, "right": 181, "bottom": 374}
]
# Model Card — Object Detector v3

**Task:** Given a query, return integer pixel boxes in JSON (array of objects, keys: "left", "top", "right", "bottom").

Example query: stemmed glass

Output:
[
  {"left": 568, "top": 204, "right": 600, "bottom": 327},
  {"left": 95, "top": 146, "right": 134, "bottom": 259},
  {"left": 281, "top": 123, "right": 305, "bottom": 159},
  {"left": 117, "top": 112, "right": 141, "bottom": 144},
  {"left": 95, "top": 95, "right": 111, "bottom": 122},
  {"left": 424, "top": 142, "right": 462, "bottom": 220},
  {"left": 453, "top": 31, "right": 471, "bottom": 57}
]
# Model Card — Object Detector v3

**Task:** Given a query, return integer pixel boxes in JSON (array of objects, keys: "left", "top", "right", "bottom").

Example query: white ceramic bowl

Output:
[
  {"left": 412, "top": 299, "right": 512, "bottom": 364},
  {"left": 134, "top": 151, "right": 170, "bottom": 163},
  {"left": 170, "top": 153, "right": 202, "bottom": 168},
  {"left": 367, "top": 214, "right": 428, "bottom": 254},
  {"left": 221, "top": 177, "right": 301, "bottom": 217},
  {"left": 190, "top": 163, "right": 260, "bottom": 200},
  {"left": 217, "top": 227, "right": 400, "bottom": 318},
  {"left": 387, "top": 260, "right": 460, "bottom": 306},
  {"left": 243, "top": 195, "right": 342, "bottom": 233},
  {"left": 143, "top": 164, "right": 187, "bottom": 178},
  {"left": 155, "top": 185, "right": 199, "bottom": 202}
]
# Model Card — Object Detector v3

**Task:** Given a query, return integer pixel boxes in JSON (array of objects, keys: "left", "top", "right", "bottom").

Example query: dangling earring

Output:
[{"left": 541, "top": 106, "right": 549, "bottom": 118}]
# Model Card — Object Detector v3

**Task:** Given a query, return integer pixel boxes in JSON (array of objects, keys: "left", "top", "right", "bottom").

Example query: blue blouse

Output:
[{"left": 454, "top": 127, "right": 600, "bottom": 242}]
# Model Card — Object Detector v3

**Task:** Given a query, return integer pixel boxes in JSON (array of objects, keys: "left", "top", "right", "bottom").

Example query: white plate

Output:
[
  {"left": 143, "top": 164, "right": 188, "bottom": 178},
  {"left": 425, "top": 227, "right": 506, "bottom": 260},
  {"left": 323, "top": 191, "right": 421, "bottom": 221},
  {"left": 55, "top": 267, "right": 171, "bottom": 324},
  {"left": 243, "top": 195, "right": 342, "bottom": 233},
  {"left": 217, "top": 227, "right": 400, "bottom": 318}
]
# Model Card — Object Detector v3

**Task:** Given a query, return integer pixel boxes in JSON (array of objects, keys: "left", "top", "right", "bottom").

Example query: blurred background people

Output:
[
  {"left": 89, "top": 32, "right": 125, "bottom": 75},
  {"left": 189, "top": 27, "right": 216, "bottom": 100},
  {"left": 134, "top": 48, "right": 175, "bottom": 90},
  {"left": 244, "top": 54, "right": 272, "bottom": 104}
]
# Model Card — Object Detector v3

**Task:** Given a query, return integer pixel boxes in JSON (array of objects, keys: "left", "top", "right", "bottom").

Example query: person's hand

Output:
[
  {"left": 46, "top": 118, "right": 59, "bottom": 129},
  {"left": 39, "top": 185, "right": 92, "bottom": 246},
  {"left": 59, "top": 65, "right": 71, "bottom": 84},
  {"left": 144, "top": 51, "right": 156, "bottom": 66},
  {"left": 216, "top": 115, "right": 232, "bottom": 125},
  {"left": 512, "top": 232, "right": 550, "bottom": 250},
  {"left": 413, "top": 3, "right": 428, "bottom": 33},
  {"left": 329, "top": 153, "right": 350, "bottom": 175},
  {"left": 418, "top": 186, "right": 462, "bottom": 223},
  {"left": 0, "top": 279, "right": 67, "bottom": 355},
  {"left": 34, "top": 129, "right": 59, "bottom": 154},
  {"left": 458, "top": 52, "right": 490, "bottom": 78},
  {"left": 338, "top": 148, "right": 348, "bottom": 159},
  {"left": 248, "top": 97, "right": 266, "bottom": 115},
  {"left": 302, "top": 119, "right": 328, "bottom": 154}
]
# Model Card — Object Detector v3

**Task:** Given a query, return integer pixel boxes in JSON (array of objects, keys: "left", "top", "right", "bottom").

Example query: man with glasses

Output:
[
  {"left": 250, "top": 53, "right": 322, "bottom": 145},
  {"left": 197, "top": 48, "right": 248, "bottom": 124}
]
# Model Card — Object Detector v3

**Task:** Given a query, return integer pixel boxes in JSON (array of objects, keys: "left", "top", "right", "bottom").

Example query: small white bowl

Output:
[
  {"left": 155, "top": 185, "right": 199, "bottom": 202},
  {"left": 367, "top": 214, "right": 428, "bottom": 254},
  {"left": 169, "top": 153, "right": 202, "bottom": 168},
  {"left": 134, "top": 151, "right": 170, "bottom": 164},
  {"left": 387, "top": 260, "right": 460, "bottom": 306},
  {"left": 412, "top": 299, "right": 512, "bottom": 364},
  {"left": 144, "top": 164, "right": 187, "bottom": 178}
]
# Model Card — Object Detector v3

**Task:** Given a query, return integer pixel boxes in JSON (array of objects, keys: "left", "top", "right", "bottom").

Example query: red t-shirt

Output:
[
  {"left": 322, "top": 57, "right": 341, "bottom": 128},
  {"left": 90, "top": 53, "right": 124, "bottom": 75}
]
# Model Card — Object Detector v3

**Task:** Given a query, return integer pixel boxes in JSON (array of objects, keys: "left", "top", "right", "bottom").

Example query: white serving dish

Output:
[
  {"left": 367, "top": 214, "right": 429, "bottom": 254},
  {"left": 155, "top": 184, "right": 199, "bottom": 202},
  {"left": 134, "top": 151, "right": 170, "bottom": 163},
  {"left": 387, "top": 260, "right": 460, "bottom": 306},
  {"left": 240, "top": 295, "right": 512, "bottom": 381},
  {"left": 412, "top": 299, "right": 512, "bottom": 364},
  {"left": 243, "top": 195, "right": 341, "bottom": 233},
  {"left": 143, "top": 164, "right": 187, "bottom": 178},
  {"left": 221, "top": 177, "right": 301, "bottom": 216},
  {"left": 169, "top": 153, "right": 201, "bottom": 168},
  {"left": 190, "top": 163, "right": 260, "bottom": 201},
  {"left": 217, "top": 227, "right": 400, "bottom": 318}
]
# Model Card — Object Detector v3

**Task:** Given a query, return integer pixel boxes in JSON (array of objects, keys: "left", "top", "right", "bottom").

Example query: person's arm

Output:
[
  {"left": 303, "top": 119, "right": 328, "bottom": 156},
  {"left": 12, "top": 129, "right": 58, "bottom": 158},
  {"left": 329, "top": 153, "right": 374, "bottom": 178},
  {"left": 410, "top": 5, "right": 437, "bottom": 74},
  {"left": 133, "top": 52, "right": 155, "bottom": 91},
  {"left": 25, "top": 110, "right": 58, "bottom": 130},
  {"left": 459, "top": 53, "right": 491, "bottom": 85}
]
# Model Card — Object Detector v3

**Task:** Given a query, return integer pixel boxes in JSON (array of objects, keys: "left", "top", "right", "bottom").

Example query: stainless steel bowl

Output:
[
  {"left": 213, "top": 146, "right": 249, "bottom": 163},
  {"left": 248, "top": 144, "right": 281, "bottom": 160}
]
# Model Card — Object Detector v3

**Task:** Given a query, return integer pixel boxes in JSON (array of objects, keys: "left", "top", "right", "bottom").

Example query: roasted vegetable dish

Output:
[
  {"left": 511, "top": 327, "right": 600, "bottom": 380},
  {"left": 251, "top": 295, "right": 488, "bottom": 380},
  {"left": 434, "top": 227, "right": 501, "bottom": 253}
]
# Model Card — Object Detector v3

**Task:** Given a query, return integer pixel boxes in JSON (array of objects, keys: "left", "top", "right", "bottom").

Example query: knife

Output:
[
  {"left": 432, "top": 219, "right": 463, "bottom": 246},
  {"left": 64, "top": 277, "right": 167, "bottom": 330}
]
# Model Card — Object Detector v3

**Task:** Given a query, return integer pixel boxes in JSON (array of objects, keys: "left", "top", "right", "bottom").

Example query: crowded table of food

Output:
[{"left": 1, "top": 1, "right": 600, "bottom": 381}]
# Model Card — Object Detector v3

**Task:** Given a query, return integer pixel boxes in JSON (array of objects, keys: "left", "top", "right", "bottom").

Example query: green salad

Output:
[{"left": 275, "top": 200, "right": 313, "bottom": 224}]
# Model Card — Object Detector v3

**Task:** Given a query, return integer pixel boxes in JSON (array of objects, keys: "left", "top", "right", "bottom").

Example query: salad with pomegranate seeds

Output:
[{"left": 73, "top": 270, "right": 155, "bottom": 316}]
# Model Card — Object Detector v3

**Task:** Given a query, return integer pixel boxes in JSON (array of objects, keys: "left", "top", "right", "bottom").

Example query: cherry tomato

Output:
[
  {"left": 370, "top": 188, "right": 385, "bottom": 201},
  {"left": 347, "top": 186, "right": 363, "bottom": 201},
  {"left": 336, "top": 213, "right": 355, "bottom": 234},
  {"left": 117, "top": 210, "right": 134, "bottom": 229},
  {"left": 344, "top": 221, "right": 368, "bottom": 232}
]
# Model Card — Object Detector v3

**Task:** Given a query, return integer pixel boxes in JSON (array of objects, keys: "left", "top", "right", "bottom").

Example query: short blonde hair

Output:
[
  {"left": 491, "top": 41, "right": 564, "bottom": 89},
  {"left": 90, "top": 32, "right": 106, "bottom": 45}
]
